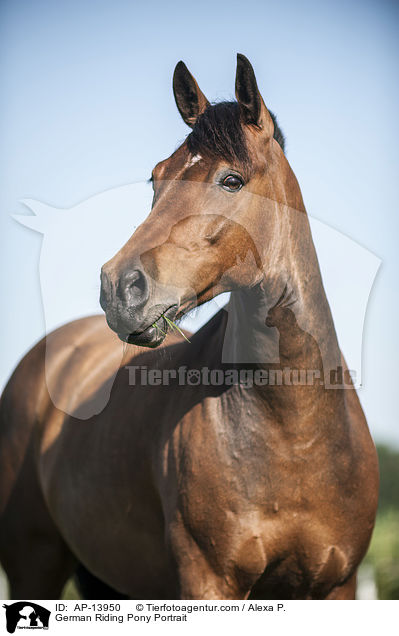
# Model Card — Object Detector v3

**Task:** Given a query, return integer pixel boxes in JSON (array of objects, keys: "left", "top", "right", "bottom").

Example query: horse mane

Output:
[{"left": 187, "top": 101, "right": 285, "bottom": 168}]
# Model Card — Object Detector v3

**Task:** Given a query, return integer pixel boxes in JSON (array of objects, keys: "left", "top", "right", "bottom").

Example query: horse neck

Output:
[{"left": 222, "top": 202, "right": 346, "bottom": 428}]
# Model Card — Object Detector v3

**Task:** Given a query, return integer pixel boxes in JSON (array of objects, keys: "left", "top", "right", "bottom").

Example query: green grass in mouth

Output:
[{"left": 153, "top": 314, "right": 191, "bottom": 343}]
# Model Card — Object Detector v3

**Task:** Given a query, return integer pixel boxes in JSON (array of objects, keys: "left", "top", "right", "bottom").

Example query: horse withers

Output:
[{"left": 0, "top": 54, "right": 378, "bottom": 599}]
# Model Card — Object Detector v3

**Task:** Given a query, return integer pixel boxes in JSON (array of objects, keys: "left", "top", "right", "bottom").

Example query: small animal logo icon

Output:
[{"left": 2, "top": 602, "right": 50, "bottom": 633}]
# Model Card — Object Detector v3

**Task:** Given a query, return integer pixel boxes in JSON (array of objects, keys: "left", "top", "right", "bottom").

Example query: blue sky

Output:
[{"left": 0, "top": 0, "right": 398, "bottom": 446}]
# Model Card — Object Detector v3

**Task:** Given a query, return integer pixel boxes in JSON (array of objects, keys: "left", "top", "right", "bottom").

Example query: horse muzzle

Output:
[{"left": 100, "top": 265, "right": 179, "bottom": 347}]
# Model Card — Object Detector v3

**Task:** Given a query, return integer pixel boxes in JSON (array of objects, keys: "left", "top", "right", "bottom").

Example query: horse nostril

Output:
[
  {"left": 119, "top": 268, "right": 149, "bottom": 306},
  {"left": 100, "top": 268, "right": 112, "bottom": 311}
]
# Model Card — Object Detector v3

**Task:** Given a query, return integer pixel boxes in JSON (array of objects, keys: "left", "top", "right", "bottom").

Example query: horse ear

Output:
[
  {"left": 235, "top": 54, "right": 273, "bottom": 132},
  {"left": 173, "top": 61, "right": 209, "bottom": 128}
]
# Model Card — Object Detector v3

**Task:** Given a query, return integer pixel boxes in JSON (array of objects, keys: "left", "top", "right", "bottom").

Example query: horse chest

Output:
[{"left": 168, "top": 406, "right": 357, "bottom": 595}]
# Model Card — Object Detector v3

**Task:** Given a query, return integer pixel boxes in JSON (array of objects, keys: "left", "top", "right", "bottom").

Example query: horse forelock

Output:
[{"left": 187, "top": 101, "right": 285, "bottom": 169}]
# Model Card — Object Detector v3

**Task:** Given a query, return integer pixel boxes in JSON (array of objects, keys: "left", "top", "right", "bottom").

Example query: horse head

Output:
[{"left": 100, "top": 54, "right": 303, "bottom": 347}]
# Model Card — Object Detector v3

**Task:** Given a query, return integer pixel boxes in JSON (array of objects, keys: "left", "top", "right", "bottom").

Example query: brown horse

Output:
[{"left": 0, "top": 54, "right": 378, "bottom": 599}]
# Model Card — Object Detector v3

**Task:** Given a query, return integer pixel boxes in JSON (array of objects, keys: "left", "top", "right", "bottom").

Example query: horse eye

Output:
[{"left": 221, "top": 174, "right": 244, "bottom": 192}]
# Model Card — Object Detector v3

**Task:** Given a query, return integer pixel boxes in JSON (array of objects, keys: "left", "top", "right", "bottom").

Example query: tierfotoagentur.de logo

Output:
[{"left": 2, "top": 603, "right": 50, "bottom": 634}]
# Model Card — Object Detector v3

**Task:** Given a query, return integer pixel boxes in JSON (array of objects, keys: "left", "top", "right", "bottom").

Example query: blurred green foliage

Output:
[
  {"left": 376, "top": 445, "right": 399, "bottom": 511},
  {"left": 62, "top": 578, "right": 80, "bottom": 600},
  {"left": 363, "top": 444, "right": 399, "bottom": 599}
]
